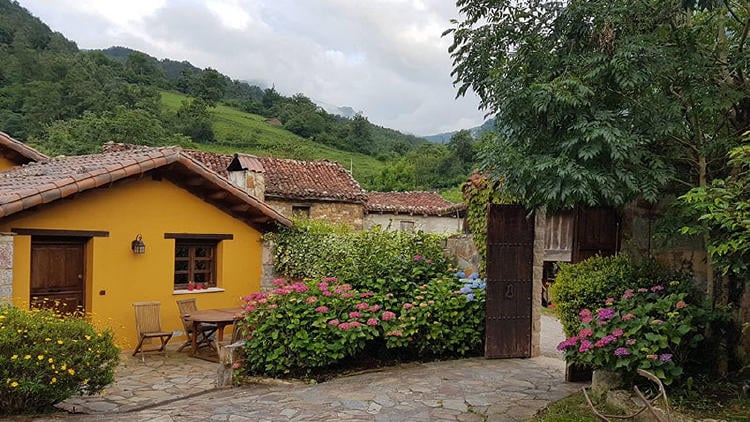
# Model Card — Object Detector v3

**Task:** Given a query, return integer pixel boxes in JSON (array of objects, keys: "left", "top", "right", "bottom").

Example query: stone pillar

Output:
[
  {"left": 531, "top": 208, "right": 546, "bottom": 357},
  {"left": 0, "top": 233, "right": 14, "bottom": 303},
  {"left": 260, "top": 238, "right": 276, "bottom": 292}
]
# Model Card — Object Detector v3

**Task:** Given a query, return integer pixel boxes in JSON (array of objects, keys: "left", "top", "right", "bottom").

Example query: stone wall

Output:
[
  {"left": 260, "top": 238, "right": 276, "bottom": 292},
  {"left": 266, "top": 199, "right": 364, "bottom": 229},
  {"left": 443, "top": 235, "right": 480, "bottom": 276},
  {"left": 531, "top": 209, "right": 546, "bottom": 357},
  {"left": 365, "top": 213, "right": 464, "bottom": 234},
  {"left": 621, "top": 201, "right": 707, "bottom": 287},
  {"left": 0, "top": 233, "right": 13, "bottom": 303}
]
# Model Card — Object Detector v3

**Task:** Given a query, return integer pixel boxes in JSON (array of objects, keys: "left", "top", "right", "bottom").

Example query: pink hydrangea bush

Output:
[
  {"left": 557, "top": 282, "right": 722, "bottom": 385},
  {"left": 239, "top": 278, "right": 398, "bottom": 377}
]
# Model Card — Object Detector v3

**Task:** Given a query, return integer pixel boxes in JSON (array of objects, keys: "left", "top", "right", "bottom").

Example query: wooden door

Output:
[
  {"left": 572, "top": 207, "right": 620, "bottom": 263},
  {"left": 30, "top": 238, "right": 85, "bottom": 313},
  {"left": 485, "top": 205, "right": 534, "bottom": 358}
]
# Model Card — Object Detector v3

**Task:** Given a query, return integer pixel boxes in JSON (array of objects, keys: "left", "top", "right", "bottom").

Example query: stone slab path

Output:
[{"left": 10, "top": 315, "right": 578, "bottom": 422}]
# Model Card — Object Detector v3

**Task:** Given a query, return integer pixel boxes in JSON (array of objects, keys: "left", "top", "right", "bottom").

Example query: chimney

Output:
[{"left": 227, "top": 153, "right": 265, "bottom": 202}]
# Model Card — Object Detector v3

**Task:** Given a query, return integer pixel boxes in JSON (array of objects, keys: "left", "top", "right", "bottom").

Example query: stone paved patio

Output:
[{"left": 9, "top": 315, "right": 576, "bottom": 421}]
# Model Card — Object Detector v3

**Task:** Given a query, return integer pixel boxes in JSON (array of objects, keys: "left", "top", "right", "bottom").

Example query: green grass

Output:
[
  {"left": 161, "top": 91, "right": 385, "bottom": 188},
  {"left": 530, "top": 393, "right": 620, "bottom": 422}
]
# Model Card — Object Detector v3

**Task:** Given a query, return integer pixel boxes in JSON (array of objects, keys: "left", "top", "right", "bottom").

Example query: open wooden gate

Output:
[
  {"left": 573, "top": 207, "right": 620, "bottom": 262},
  {"left": 485, "top": 204, "right": 534, "bottom": 358}
]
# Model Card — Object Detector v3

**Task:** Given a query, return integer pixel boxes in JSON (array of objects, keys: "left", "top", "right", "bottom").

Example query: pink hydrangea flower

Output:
[
  {"left": 349, "top": 311, "right": 362, "bottom": 319},
  {"left": 612, "top": 329, "right": 624, "bottom": 337},
  {"left": 317, "top": 282, "right": 329, "bottom": 291},
  {"left": 579, "top": 308, "right": 594, "bottom": 323},
  {"left": 676, "top": 301, "right": 687, "bottom": 309},
  {"left": 650, "top": 285, "right": 664, "bottom": 292},
  {"left": 367, "top": 318, "right": 379, "bottom": 326},
  {"left": 231, "top": 362, "right": 242, "bottom": 369},
  {"left": 272, "top": 278, "right": 286, "bottom": 286},
  {"left": 626, "top": 338, "right": 636, "bottom": 345},
  {"left": 328, "top": 319, "right": 340, "bottom": 326},
  {"left": 578, "top": 329, "right": 593, "bottom": 338},
  {"left": 413, "top": 254, "right": 423, "bottom": 261},
  {"left": 605, "top": 297, "right": 615, "bottom": 306},
  {"left": 403, "top": 303, "right": 414, "bottom": 310},
  {"left": 385, "top": 293, "right": 394, "bottom": 298},
  {"left": 597, "top": 308, "right": 616, "bottom": 320},
  {"left": 579, "top": 340, "right": 593, "bottom": 353},
  {"left": 267, "top": 303, "right": 278, "bottom": 309},
  {"left": 622, "top": 289, "right": 635, "bottom": 299},
  {"left": 368, "top": 305, "right": 382, "bottom": 312},
  {"left": 622, "top": 313, "right": 636, "bottom": 321},
  {"left": 638, "top": 288, "right": 649, "bottom": 293},
  {"left": 557, "top": 336, "right": 579, "bottom": 351},
  {"left": 315, "top": 306, "right": 329, "bottom": 313},
  {"left": 323, "top": 276, "right": 338, "bottom": 282},
  {"left": 381, "top": 311, "right": 396, "bottom": 321},
  {"left": 306, "top": 296, "right": 318, "bottom": 304},
  {"left": 338, "top": 322, "right": 351, "bottom": 330},
  {"left": 341, "top": 293, "right": 355, "bottom": 298},
  {"left": 349, "top": 321, "right": 362, "bottom": 328},
  {"left": 426, "top": 259, "right": 432, "bottom": 264},
  {"left": 356, "top": 302, "right": 370, "bottom": 310},
  {"left": 361, "top": 292, "right": 375, "bottom": 298},
  {"left": 614, "top": 347, "right": 630, "bottom": 356}
]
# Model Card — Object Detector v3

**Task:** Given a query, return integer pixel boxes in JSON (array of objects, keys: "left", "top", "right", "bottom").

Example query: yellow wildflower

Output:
[
  {"left": 57, "top": 340, "right": 63, "bottom": 345},
  {"left": 67, "top": 368, "right": 75, "bottom": 376},
  {"left": 50, "top": 377, "right": 56, "bottom": 384},
  {"left": 0, "top": 315, "right": 5, "bottom": 319},
  {"left": 23, "top": 355, "right": 31, "bottom": 360},
  {"left": 85, "top": 335, "right": 91, "bottom": 340},
  {"left": 10, "top": 381, "right": 18, "bottom": 388},
  {"left": 37, "top": 355, "right": 44, "bottom": 360},
  {"left": 82, "top": 379, "right": 88, "bottom": 385},
  {"left": 44, "top": 337, "right": 51, "bottom": 342},
  {"left": 61, "top": 364, "right": 67, "bottom": 371},
  {"left": 10, "top": 355, "right": 17, "bottom": 360},
  {"left": 48, "top": 358, "right": 53, "bottom": 363}
]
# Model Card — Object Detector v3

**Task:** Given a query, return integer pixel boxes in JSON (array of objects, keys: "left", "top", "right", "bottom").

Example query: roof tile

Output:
[{"left": 366, "top": 191, "right": 466, "bottom": 216}]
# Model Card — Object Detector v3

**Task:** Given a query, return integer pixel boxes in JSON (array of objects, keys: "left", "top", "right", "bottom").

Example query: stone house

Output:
[
  {"left": 364, "top": 191, "right": 466, "bottom": 234},
  {"left": 103, "top": 144, "right": 368, "bottom": 229}
]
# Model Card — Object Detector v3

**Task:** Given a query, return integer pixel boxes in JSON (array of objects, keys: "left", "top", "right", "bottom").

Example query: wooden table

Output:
[{"left": 184, "top": 307, "right": 243, "bottom": 361}]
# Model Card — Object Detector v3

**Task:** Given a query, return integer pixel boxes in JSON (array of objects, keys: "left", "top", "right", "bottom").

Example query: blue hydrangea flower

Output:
[
  {"left": 455, "top": 271, "right": 466, "bottom": 279},
  {"left": 459, "top": 286, "right": 473, "bottom": 294},
  {"left": 468, "top": 272, "right": 479, "bottom": 280},
  {"left": 466, "top": 293, "right": 476, "bottom": 302}
]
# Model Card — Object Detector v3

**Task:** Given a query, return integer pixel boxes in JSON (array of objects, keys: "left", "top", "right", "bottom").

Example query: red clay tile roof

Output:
[
  {"left": 256, "top": 156, "right": 366, "bottom": 203},
  {"left": 0, "top": 131, "right": 48, "bottom": 164},
  {"left": 0, "top": 147, "right": 291, "bottom": 230},
  {"left": 102, "top": 143, "right": 367, "bottom": 203},
  {"left": 365, "top": 191, "right": 466, "bottom": 217}
]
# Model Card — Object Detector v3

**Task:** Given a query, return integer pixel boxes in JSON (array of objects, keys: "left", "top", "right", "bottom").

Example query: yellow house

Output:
[{"left": 0, "top": 138, "right": 291, "bottom": 347}]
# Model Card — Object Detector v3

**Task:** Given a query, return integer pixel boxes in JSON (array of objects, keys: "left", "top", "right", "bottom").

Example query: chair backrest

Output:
[
  {"left": 176, "top": 298, "right": 198, "bottom": 332},
  {"left": 133, "top": 301, "right": 163, "bottom": 335}
]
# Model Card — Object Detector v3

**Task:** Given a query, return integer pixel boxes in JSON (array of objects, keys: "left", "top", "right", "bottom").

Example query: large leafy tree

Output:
[
  {"left": 447, "top": 0, "right": 750, "bottom": 300},
  {"left": 447, "top": 0, "right": 749, "bottom": 209}
]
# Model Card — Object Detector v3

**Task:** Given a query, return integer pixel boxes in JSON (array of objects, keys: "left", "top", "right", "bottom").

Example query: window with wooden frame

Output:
[
  {"left": 292, "top": 205, "right": 311, "bottom": 219},
  {"left": 399, "top": 220, "right": 415, "bottom": 233},
  {"left": 173, "top": 240, "right": 217, "bottom": 289}
]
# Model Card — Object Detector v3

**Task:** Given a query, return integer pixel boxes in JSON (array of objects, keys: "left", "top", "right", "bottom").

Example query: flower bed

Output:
[
  {"left": 237, "top": 273, "right": 486, "bottom": 378},
  {"left": 556, "top": 281, "right": 722, "bottom": 386},
  {"left": 0, "top": 304, "right": 119, "bottom": 414}
]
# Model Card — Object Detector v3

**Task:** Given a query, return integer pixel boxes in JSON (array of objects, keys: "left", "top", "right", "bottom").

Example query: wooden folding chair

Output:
[
  {"left": 132, "top": 301, "right": 173, "bottom": 361},
  {"left": 176, "top": 298, "right": 217, "bottom": 352}
]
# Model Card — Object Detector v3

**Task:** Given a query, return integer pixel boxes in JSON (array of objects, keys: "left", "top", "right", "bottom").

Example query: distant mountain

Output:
[
  {"left": 423, "top": 118, "right": 496, "bottom": 143},
  {"left": 313, "top": 99, "right": 360, "bottom": 119}
]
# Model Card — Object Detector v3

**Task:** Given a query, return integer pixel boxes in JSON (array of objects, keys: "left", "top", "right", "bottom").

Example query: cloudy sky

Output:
[{"left": 18, "top": 0, "right": 485, "bottom": 136}]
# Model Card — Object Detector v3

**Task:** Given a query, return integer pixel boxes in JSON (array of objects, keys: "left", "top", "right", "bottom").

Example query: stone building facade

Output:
[{"left": 364, "top": 191, "right": 466, "bottom": 234}]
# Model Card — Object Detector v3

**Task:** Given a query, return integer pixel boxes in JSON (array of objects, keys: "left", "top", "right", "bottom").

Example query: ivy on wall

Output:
[{"left": 461, "top": 171, "right": 516, "bottom": 274}]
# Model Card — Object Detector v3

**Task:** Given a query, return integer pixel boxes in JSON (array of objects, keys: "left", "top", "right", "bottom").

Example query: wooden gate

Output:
[
  {"left": 30, "top": 237, "right": 86, "bottom": 313},
  {"left": 485, "top": 204, "right": 534, "bottom": 358},
  {"left": 573, "top": 207, "right": 620, "bottom": 262}
]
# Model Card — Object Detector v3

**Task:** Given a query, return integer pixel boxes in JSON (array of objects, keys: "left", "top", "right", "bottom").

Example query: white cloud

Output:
[{"left": 18, "top": 0, "right": 484, "bottom": 135}]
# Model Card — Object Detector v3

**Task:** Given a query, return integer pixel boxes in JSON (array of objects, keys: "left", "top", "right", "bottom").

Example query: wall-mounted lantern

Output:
[{"left": 131, "top": 234, "right": 146, "bottom": 254}]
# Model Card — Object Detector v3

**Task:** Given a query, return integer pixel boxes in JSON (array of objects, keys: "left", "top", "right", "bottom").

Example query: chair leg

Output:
[{"left": 133, "top": 336, "right": 146, "bottom": 357}]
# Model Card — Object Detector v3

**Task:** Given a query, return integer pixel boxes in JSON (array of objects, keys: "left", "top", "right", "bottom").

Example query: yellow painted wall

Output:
[
  {"left": 0, "top": 155, "right": 20, "bottom": 170},
  {"left": 1, "top": 177, "right": 264, "bottom": 348}
]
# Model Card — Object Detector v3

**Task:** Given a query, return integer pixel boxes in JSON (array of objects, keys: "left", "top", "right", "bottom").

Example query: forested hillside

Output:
[{"left": 0, "top": 0, "right": 480, "bottom": 192}]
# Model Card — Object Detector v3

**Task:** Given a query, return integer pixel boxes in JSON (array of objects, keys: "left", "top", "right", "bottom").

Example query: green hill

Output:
[{"left": 160, "top": 91, "right": 384, "bottom": 187}]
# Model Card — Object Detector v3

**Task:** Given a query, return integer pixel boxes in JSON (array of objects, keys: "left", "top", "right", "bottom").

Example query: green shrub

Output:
[
  {"left": 550, "top": 255, "right": 691, "bottom": 336},
  {"left": 0, "top": 305, "right": 120, "bottom": 415},
  {"left": 557, "top": 281, "right": 723, "bottom": 386},
  {"left": 269, "top": 220, "right": 450, "bottom": 298},
  {"left": 239, "top": 278, "right": 389, "bottom": 377},
  {"left": 383, "top": 275, "right": 486, "bottom": 357}
]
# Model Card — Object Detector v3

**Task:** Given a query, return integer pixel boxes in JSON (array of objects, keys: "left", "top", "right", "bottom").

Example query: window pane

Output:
[
  {"left": 175, "top": 273, "right": 188, "bottom": 284},
  {"left": 175, "top": 246, "right": 189, "bottom": 257},
  {"left": 175, "top": 261, "right": 188, "bottom": 271},
  {"left": 195, "top": 260, "right": 209, "bottom": 270},
  {"left": 195, "top": 247, "right": 211, "bottom": 257},
  {"left": 195, "top": 273, "right": 207, "bottom": 283}
]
